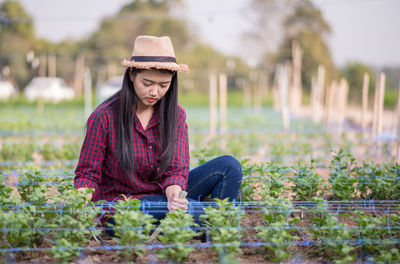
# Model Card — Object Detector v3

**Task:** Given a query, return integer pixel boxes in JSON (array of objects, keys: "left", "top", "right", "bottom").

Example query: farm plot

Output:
[
  {"left": 1, "top": 150, "right": 400, "bottom": 263},
  {"left": 1, "top": 105, "right": 399, "bottom": 263}
]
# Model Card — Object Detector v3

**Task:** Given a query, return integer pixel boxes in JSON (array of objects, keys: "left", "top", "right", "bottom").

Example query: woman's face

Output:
[{"left": 131, "top": 69, "right": 173, "bottom": 110}]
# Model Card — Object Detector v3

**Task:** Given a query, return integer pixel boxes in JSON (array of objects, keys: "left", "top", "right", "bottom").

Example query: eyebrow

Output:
[{"left": 142, "top": 78, "right": 171, "bottom": 85}]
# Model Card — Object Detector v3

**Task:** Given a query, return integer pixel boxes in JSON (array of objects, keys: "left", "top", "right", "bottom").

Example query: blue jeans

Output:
[{"left": 139, "top": 155, "right": 243, "bottom": 221}]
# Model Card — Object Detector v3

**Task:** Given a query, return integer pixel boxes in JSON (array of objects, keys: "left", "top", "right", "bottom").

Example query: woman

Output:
[{"left": 74, "top": 35, "right": 242, "bottom": 221}]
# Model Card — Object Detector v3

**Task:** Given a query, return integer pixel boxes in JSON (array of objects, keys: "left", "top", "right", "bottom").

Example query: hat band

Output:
[{"left": 130, "top": 56, "right": 177, "bottom": 63}]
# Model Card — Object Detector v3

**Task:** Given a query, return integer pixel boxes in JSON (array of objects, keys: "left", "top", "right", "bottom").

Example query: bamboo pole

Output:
[
  {"left": 84, "top": 67, "right": 92, "bottom": 120},
  {"left": 272, "top": 66, "right": 280, "bottom": 111},
  {"left": 371, "top": 77, "right": 380, "bottom": 141},
  {"left": 314, "top": 65, "right": 325, "bottom": 123},
  {"left": 397, "top": 81, "right": 400, "bottom": 162},
  {"left": 39, "top": 54, "right": 47, "bottom": 77},
  {"left": 291, "top": 41, "right": 303, "bottom": 112},
  {"left": 279, "top": 64, "right": 290, "bottom": 131},
  {"left": 209, "top": 74, "right": 218, "bottom": 138},
  {"left": 253, "top": 81, "right": 262, "bottom": 112},
  {"left": 325, "top": 80, "right": 337, "bottom": 127},
  {"left": 219, "top": 73, "right": 228, "bottom": 134},
  {"left": 337, "top": 78, "right": 349, "bottom": 135},
  {"left": 377, "top": 73, "right": 386, "bottom": 137},
  {"left": 73, "top": 55, "right": 85, "bottom": 97},
  {"left": 243, "top": 84, "right": 251, "bottom": 108},
  {"left": 48, "top": 53, "right": 56, "bottom": 78},
  {"left": 361, "top": 73, "right": 370, "bottom": 134}
]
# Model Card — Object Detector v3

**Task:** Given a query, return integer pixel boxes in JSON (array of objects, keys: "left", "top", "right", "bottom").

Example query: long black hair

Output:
[{"left": 101, "top": 68, "right": 178, "bottom": 180}]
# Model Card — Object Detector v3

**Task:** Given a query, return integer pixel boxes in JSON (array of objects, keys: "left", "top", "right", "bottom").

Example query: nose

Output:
[{"left": 149, "top": 87, "right": 157, "bottom": 96}]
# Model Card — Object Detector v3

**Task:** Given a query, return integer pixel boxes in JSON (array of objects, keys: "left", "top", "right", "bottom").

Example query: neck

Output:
[{"left": 136, "top": 101, "right": 153, "bottom": 115}]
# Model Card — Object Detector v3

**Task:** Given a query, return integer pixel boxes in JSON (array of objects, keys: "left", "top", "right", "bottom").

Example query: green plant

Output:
[
  {"left": 261, "top": 163, "right": 290, "bottom": 199},
  {"left": 157, "top": 209, "right": 199, "bottom": 263},
  {"left": 329, "top": 150, "right": 357, "bottom": 200},
  {"left": 257, "top": 194, "right": 299, "bottom": 262},
  {"left": 17, "top": 171, "right": 49, "bottom": 205},
  {"left": 111, "top": 197, "right": 156, "bottom": 260},
  {"left": 310, "top": 198, "right": 356, "bottom": 263},
  {"left": 354, "top": 211, "right": 400, "bottom": 263},
  {"left": 291, "top": 161, "right": 324, "bottom": 200},
  {"left": 239, "top": 159, "right": 256, "bottom": 201},
  {"left": 0, "top": 174, "right": 12, "bottom": 206},
  {"left": 50, "top": 188, "right": 100, "bottom": 263},
  {"left": 200, "top": 198, "right": 243, "bottom": 262},
  {"left": 356, "top": 162, "right": 400, "bottom": 200}
]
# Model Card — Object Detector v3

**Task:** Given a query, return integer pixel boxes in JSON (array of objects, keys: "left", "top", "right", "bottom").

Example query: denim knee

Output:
[{"left": 217, "top": 155, "right": 243, "bottom": 181}]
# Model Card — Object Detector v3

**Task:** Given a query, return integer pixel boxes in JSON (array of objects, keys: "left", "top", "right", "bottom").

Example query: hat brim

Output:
[{"left": 121, "top": 59, "right": 189, "bottom": 73}]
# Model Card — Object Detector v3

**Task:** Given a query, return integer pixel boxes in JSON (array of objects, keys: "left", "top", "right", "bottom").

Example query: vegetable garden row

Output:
[
  {"left": 1, "top": 150, "right": 400, "bottom": 263},
  {"left": 1, "top": 104, "right": 399, "bottom": 263}
]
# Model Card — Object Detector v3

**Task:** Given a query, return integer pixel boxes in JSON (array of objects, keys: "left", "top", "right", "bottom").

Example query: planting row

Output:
[
  {"left": 1, "top": 187, "right": 400, "bottom": 264},
  {"left": 241, "top": 150, "right": 400, "bottom": 201}
]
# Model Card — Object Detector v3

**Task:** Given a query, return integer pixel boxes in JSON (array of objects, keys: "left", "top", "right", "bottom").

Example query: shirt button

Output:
[
  {"left": 150, "top": 165, "right": 154, "bottom": 168},
  {"left": 149, "top": 146, "right": 153, "bottom": 149}
]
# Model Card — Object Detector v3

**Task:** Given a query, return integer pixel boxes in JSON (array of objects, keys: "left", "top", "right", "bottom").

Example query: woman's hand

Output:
[{"left": 165, "top": 185, "right": 188, "bottom": 211}]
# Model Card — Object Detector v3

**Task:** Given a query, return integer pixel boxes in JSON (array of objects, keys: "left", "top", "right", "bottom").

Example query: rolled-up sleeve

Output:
[
  {"left": 74, "top": 111, "right": 107, "bottom": 190},
  {"left": 161, "top": 107, "right": 190, "bottom": 192}
]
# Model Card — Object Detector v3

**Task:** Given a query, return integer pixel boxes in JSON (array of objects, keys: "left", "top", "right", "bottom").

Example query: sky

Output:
[{"left": 13, "top": 0, "right": 400, "bottom": 68}]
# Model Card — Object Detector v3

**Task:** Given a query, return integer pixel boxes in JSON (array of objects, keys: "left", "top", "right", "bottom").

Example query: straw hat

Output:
[{"left": 121, "top": 35, "right": 189, "bottom": 72}]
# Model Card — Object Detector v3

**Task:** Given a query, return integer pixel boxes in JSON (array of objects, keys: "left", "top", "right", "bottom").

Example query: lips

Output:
[{"left": 147, "top": 98, "right": 157, "bottom": 103}]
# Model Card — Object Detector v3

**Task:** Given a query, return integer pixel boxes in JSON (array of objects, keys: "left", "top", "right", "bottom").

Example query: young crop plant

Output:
[
  {"left": 291, "top": 160, "right": 325, "bottom": 200},
  {"left": 310, "top": 198, "right": 356, "bottom": 263},
  {"left": 262, "top": 162, "right": 291, "bottom": 198},
  {"left": 239, "top": 159, "right": 256, "bottom": 201},
  {"left": 0, "top": 205, "right": 47, "bottom": 252},
  {"left": 328, "top": 150, "right": 357, "bottom": 200},
  {"left": 50, "top": 188, "right": 100, "bottom": 263},
  {"left": 200, "top": 198, "right": 243, "bottom": 263},
  {"left": 258, "top": 189, "right": 299, "bottom": 262},
  {"left": 356, "top": 162, "right": 400, "bottom": 200},
  {"left": 156, "top": 209, "right": 199, "bottom": 263},
  {"left": 0, "top": 174, "right": 13, "bottom": 206},
  {"left": 354, "top": 210, "right": 393, "bottom": 262},
  {"left": 111, "top": 196, "right": 156, "bottom": 260}
]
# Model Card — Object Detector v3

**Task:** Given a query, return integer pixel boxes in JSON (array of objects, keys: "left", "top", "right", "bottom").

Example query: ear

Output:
[{"left": 128, "top": 69, "right": 135, "bottom": 82}]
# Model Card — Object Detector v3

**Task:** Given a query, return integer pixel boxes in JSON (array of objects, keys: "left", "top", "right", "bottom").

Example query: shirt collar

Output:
[{"left": 147, "top": 104, "right": 160, "bottom": 129}]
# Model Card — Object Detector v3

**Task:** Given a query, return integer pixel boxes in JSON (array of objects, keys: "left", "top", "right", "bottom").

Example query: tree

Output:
[
  {"left": 0, "top": 0, "right": 36, "bottom": 88},
  {"left": 82, "top": 0, "right": 192, "bottom": 79},
  {"left": 245, "top": 0, "right": 337, "bottom": 92},
  {"left": 275, "top": 0, "right": 337, "bottom": 91},
  {"left": 340, "top": 62, "right": 375, "bottom": 104}
]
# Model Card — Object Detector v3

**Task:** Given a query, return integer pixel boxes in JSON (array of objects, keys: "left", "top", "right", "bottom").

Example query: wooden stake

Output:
[
  {"left": 371, "top": 76, "right": 380, "bottom": 141},
  {"left": 243, "top": 83, "right": 251, "bottom": 108},
  {"left": 324, "top": 80, "right": 337, "bottom": 127},
  {"left": 73, "top": 55, "right": 85, "bottom": 97},
  {"left": 253, "top": 81, "right": 262, "bottom": 112},
  {"left": 279, "top": 64, "right": 290, "bottom": 131},
  {"left": 291, "top": 41, "right": 303, "bottom": 113},
  {"left": 219, "top": 73, "right": 228, "bottom": 134},
  {"left": 272, "top": 66, "right": 280, "bottom": 111},
  {"left": 209, "top": 74, "right": 218, "bottom": 138},
  {"left": 377, "top": 73, "right": 386, "bottom": 137},
  {"left": 396, "top": 81, "right": 400, "bottom": 162},
  {"left": 337, "top": 78, "right": 349, "bottom": 135},
  {"left": 48, "top": 53, "right": 56, "bottom": 77},
  {"left": 361, "top": 73, "right": 370, "bottom": 133},
  {"left": 39, "top": 54, "right": 47, "bottom": 77},
  {"left": 84, "top": 67, "right": 92, "bottom": 120},
  {"left": 313, "top": 65, "right": 325, "bottom": 123}
]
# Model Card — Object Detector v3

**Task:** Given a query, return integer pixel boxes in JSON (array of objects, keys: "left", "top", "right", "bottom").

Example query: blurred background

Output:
[{"left": 0, "top": 0, "right": 400, "bottom": 169}]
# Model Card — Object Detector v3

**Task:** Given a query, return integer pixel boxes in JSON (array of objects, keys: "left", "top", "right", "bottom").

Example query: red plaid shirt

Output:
[{"left": 74, "top": 97, "right": 189, "bottom": 202}]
